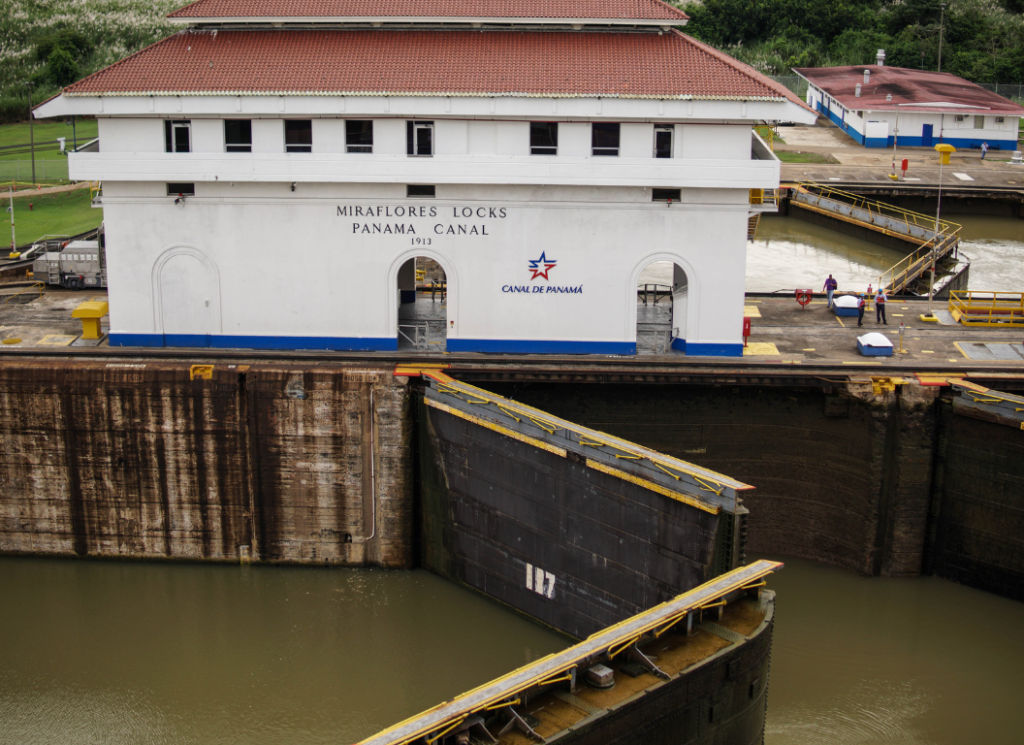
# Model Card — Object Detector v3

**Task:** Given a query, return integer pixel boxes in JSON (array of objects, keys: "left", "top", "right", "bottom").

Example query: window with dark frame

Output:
[
  {"left": 407, "top": 184, "right": 435, "bottom": 198},
  {"left": 406, "top": 121, "right": 434, "bottom": 156},
  {"left": 346, "top": 120, "right": 373, "bottom": 153},
  {"left": 654, "top": 125, "right": 673, "bottom": 158},
  {"left": 592, "top": 122, "right": 620, "bottom": 156},
  {"left": 652, "top": 188, "right": 681, "bottom": 202},
  {"left": 164, "top": 120, "right": 191, "bottom": 153},
  {"left": 530, "top": 122, "right": 558, "bottom": 155},
  {"left": 224, "top": 120, "right": 252, "bottom": 152},
  {"left": 284, "top": 120, "right": 312, "bottom": 152},
  {"left": 167, "top": 183, "right": 195, "bottom": 196}
]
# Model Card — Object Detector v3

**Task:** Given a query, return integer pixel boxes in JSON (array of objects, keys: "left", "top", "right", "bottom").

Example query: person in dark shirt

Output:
[
  {"left": 857, "top": 294, "right": 866, "bottom": 326},
  {"left": 823, "top": 274, "right": 838, "bottom": 308}
]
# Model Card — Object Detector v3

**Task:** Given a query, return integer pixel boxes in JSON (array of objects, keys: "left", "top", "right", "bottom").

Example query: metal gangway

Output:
[{"left": 789, "top": 182, "right": 961, "bottom": 295}]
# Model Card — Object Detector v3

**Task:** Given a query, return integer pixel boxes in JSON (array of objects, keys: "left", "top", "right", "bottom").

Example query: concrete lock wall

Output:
[
  {"left": 483, "top": 379, "right": 1024, "bottom": 597},
  {"left": 0, "top": 360, "right": 413, "bottom": 567}
]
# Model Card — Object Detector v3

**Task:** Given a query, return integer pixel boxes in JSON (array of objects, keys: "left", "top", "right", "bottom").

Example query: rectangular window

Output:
[
  {"left": 164, "top": 120, "right": 191, "bottom": 153},
  {"left": 407, "top": 184, "right": 435, "bottom": 198},
  {"left": 652, "top": 188, "right": 680, "bottom": 202},
  {"left": 530, "top": 122, "right": 558, "bottom": 155},
  {"left": 285, "top": 120, "right": 312, "bottom": 152},
  {"left": 407, "top": 121, "right": 434, "bottom": 156},
  {"left": 654, "top": 125, "right": 673, "bottom": 158},
  {"left": 592, "top": 123, "right": 620, "bottom": 156},
  {"left": 167, "top": 183, "right": 195, "bottom": 196},
  {"left": 974, "top": 115, "right": 985, "bottom": 129},
  {"left": 346, "top": 120, "right": 373, "bottom": 153},
  {"left": 224, "top": 120, "right": 252, "bottom": 152}
]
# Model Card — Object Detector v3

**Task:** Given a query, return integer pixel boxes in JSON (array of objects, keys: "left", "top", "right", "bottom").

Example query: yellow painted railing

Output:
[
  {"left": 3, "top": 282, "right": 44, "bottom": 305},
  {"left": 793, "top": 183, "right": 961, "bottom": 294},
  {"left": 949, "top": 291, "right": 1024, "bottom": 326}
]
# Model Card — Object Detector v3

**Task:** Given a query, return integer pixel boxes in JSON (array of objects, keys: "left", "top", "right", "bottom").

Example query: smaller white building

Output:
[{"left": 795, "top": 60, "right": 1024, "bottom": 150}]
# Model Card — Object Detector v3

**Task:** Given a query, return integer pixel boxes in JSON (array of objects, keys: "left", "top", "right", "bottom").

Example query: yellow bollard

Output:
[
  {"left": 71, "top": 301, "right": 109, "bottom": 340},
  {"left": 935, "top": 143, "right": 955, "bottom": 165}
]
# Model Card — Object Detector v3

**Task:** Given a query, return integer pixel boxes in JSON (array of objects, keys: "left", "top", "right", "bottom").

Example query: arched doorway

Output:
[
  {"left": 396, "top": 256, "right": 448, "bottom": 351},
  {"left": 634, "top": 259, "right": 690, "bottom": 354},
  {"left": 153, "top": 247, "right": 221, "bottom": 346}
]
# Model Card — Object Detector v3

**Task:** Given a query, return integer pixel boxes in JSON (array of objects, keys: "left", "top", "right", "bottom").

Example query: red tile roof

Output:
[
  {"left": 794, "top": 65, "right": 1024, "bottom": 116},
  {"left": 64, "top": 29, "right": 800, "bottom": 102},
  {"left": 168, "top": 0, "right": 688, "bottom": 21}
]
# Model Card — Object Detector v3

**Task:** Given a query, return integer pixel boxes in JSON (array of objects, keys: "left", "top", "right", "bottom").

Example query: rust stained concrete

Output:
[{"left": 0, "top": 360, "right": 412, "bottom": 568}]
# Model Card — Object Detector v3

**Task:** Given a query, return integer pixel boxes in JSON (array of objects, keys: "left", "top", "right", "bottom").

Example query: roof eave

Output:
[{"left": 167, "top": 15, "right": 688, "bottom": 26}]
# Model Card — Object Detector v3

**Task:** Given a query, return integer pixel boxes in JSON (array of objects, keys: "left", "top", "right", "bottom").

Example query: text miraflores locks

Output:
[{"left": 338, "top": 204, "right": 508, "bottom": 236}]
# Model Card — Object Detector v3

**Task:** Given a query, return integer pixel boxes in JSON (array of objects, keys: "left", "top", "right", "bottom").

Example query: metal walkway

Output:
[
  {"left": 789, "top": 182, "right": 961, "bottom": 295},
  {"left": 355, "top": 559, "right": 783, "bottom": 745}
]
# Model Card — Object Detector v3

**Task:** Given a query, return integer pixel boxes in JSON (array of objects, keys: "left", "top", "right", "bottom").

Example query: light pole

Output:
[
  {"left": 24, "top": 81, "right": 36, "bottom": 185},
  {"left": 891, "top": 103, "right": 903, "bottom": 177},
  {"left": 938, "top": 2, "right": 947, "bottom": 73},
  {"left": 927, "top": 143, "right": 956, "bottom": 319}
]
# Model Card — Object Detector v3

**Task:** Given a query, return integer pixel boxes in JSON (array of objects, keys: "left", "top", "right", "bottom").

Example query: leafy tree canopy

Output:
[{"left": 680, "top": 0, "right": 1024, "bottom": 84}]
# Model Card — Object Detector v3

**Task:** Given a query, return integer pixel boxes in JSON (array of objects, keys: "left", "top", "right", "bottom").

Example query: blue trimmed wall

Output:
[
  {"left": 816, "top": 101, "right": 1018, "bottom": 150},
  {"left": 109, "top": 333, "right": 745, "bottom": 357}
]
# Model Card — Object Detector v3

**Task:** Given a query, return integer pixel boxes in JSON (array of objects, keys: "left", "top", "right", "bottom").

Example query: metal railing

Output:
[
  {"left": 877, "top": 232, "right": 961, "bottom": 295},
  {"left": 3, "top": 282, "right": 44, "bottom": 305},
  {"left": 792, "top": 182, "right": 962, "bottom": 294},
  {"left": 637, "top": 283, "right": 672, "bottom": 305},
  {"left": 949, "top": 291, "right": 1024, "bottom": 326}
]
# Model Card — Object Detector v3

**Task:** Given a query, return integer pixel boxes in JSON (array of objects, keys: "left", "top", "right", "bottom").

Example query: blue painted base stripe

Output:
[
  {"left": 448, "top": 339, "right": 635, "bottom": 355},
  {"left": 109, "top": 334, "right": 744, "bottom": 357},
  {"left": 685, "top": 342, "right": 744, "bottom": 357},
  {"left": 109, "top": 333, "right": 398, "bottom": 351}
]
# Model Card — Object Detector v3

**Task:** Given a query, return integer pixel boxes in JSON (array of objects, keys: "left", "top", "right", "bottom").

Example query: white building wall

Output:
[
  {"left": 37, "top": 87, "right": 816, "bottom": 357},
  {"left": 679, "top": 125, "right": 748, "bottom": 159},
  {"left": 98, "top": 181, "right": 750, "bottom": 354},
  {"left": 252, "top": 119, "right": 283, "bottom": 153},
  {"left": 97, "top": 118, "right": 164, "bottom": 153}
]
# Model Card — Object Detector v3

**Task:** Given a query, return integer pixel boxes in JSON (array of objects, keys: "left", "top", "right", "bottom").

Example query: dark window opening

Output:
[
  {"left": 530, "top": 122, "right": 558, "bottom": 155},
  {"left": 407, "top": 121, "right": 434, "bottom": 156},
  {"left": 167, "top": 183, "right": 195, "bottom": 197},
  {"left": 285, "top": 120, "right": 312, "bottom": 152},
  {"left": 346, "top": 120, "right": 373, "bottom": 153},
  {"left": 652, "top": 188, "right": 681, "bottom": 202},
  {"left": 225, "top": 119, "right": 252, "bottom": 152},
  {"left": 592, "top": 122, "right": 620, "bottom": 156},
  {"left": 407, "top": 184, "right": 435, "bottom": 198},
  {"left": 654, "top": 125, "right": 673, "bottom": 158},
  {"left": 164, "top": 120, "right": 191, "bottom": 153}
]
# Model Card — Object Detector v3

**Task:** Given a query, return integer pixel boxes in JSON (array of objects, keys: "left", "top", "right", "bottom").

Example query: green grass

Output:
[
  {"left": 0, "top": 119, "right": 97, "bottom": 149},
  {"left": 2, "top": 188, "right": 102, "bottom": 248},
  {"left": 775, "top": 151, "right": 841, "bottom": 164}
]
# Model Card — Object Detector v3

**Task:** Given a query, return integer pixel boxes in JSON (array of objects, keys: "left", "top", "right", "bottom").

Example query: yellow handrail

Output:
[
  {"left": 949, "top": 291, "right": 1024, "bottom": 325},
  {"left": 4, "top": 281, "right": 44, "bottom": 305}
]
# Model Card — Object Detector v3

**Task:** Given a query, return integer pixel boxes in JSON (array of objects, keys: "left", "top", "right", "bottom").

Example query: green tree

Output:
[{"left": 46, "top": 46, "right": 78, "bottom": 87}]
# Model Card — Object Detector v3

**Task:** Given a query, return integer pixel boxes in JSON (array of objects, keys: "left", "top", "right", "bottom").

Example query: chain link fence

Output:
[
  {"left": 769, "top": 75, "right": 809, "bottom": 98},
  {"left": 0, "top": 160, "right": 70, "bottom": 183}
]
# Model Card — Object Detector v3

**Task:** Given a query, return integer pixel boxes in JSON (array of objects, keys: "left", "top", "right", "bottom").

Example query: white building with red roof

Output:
[
  {"left": 36, "top": 0, "right": 813, "bottom": 356},
  {"left": 795, "top": 58, "right": 1024, "bottom": 151}
]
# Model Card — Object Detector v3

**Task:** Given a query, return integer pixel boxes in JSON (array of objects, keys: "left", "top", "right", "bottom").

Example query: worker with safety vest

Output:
[{"left": 875, "top": 289, "right": 888, "bottom": 325}]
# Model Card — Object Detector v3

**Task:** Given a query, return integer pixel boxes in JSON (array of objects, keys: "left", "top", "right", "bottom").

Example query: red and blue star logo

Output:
[{"left": 528, "top": 252, "right": 557, "bottom": 280}]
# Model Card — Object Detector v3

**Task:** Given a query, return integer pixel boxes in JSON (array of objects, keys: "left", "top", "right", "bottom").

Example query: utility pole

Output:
[
  {"left": 937, "top": 2, "right": 947, "bottom": 73},
  {"left": 24, "top": 81, "right": 36, "bottom": 185},
  {"left": 8, "top": 184, "right": 15, "bottom": 254}
]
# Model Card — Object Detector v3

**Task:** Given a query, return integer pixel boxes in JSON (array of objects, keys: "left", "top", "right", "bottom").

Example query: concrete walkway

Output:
[
  {"left": 776, "top": 118, "right": 1024, "bottom": 190},
  {"left": 9, "top": 181, "right": 91, "bottom": 198}
]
